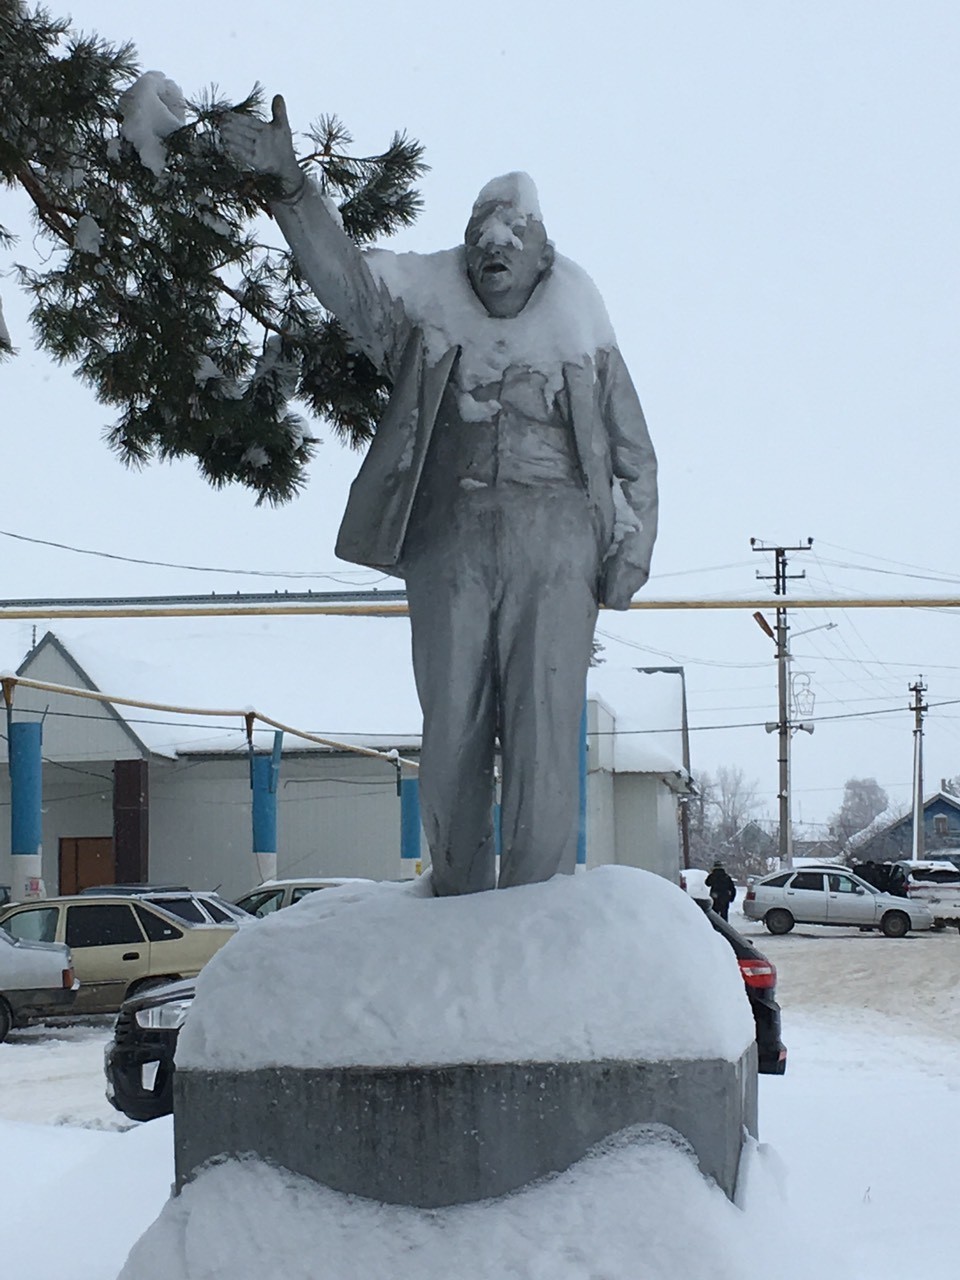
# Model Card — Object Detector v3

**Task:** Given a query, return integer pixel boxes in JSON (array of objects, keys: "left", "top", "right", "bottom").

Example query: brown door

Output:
[{"left": 59, "top": 837, "right": 115, "bottom": 894}]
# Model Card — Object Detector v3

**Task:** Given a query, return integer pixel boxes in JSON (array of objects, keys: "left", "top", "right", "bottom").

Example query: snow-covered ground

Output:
[{"left": 2, "top": 911, "right": 959, "bottom": 1278}]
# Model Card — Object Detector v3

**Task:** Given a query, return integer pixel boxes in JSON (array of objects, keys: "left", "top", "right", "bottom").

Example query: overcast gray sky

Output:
[{"left": 2, "top": 0, "right": 959, "bottom": 830}]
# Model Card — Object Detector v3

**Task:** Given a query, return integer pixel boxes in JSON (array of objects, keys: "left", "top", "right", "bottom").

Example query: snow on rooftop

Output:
[
  {"left": 846, "top": 802, "right": 909, "bottom": 850},
  {"left": 588, "top": 664, "right": 687, "bottom": 776},
  {"left": 16, "top": 616, "right": 422, "bottom": 758},
  {"left": 11, "top": 624, "right": 687, "bottom": 775},
  {"left": 177, "top": 865, "right": 754, "bottom": 1072}
]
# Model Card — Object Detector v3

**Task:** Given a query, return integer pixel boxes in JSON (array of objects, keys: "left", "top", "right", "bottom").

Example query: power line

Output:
[{"left": 0, "top": 526, "right": 391, "bottom": 584}]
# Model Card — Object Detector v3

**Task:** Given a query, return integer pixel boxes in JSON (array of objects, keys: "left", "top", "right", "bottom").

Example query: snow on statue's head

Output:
[{"left": 464, "top": 171, "right": 555, "bottom": 318}]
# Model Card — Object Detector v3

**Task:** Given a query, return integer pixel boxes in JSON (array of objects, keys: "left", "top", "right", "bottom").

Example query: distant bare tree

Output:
[
  {"left": 713, "top": 766, "right": 761, "bottom": 845},
  {"left": 687, "top": 770, "right": 717, "bottom": 868},
  {"left": 829, "top": 777, "right": 889, "bottom": 847},
  {"left": 687, "top": 765, "right": 767, "bottom": 879}
]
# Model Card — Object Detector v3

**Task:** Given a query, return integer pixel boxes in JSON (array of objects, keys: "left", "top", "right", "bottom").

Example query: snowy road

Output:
[{"left": 1, "top": 916, "right": 959, "bottom": 1278}]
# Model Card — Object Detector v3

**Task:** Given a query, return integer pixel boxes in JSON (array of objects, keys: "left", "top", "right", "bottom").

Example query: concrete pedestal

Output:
[
  {"left": 174, "top": 1048, "right": 756, "bottom": 1204},
  {"left": 172, "top": 869, "right": 760, "bottom": 1209}
]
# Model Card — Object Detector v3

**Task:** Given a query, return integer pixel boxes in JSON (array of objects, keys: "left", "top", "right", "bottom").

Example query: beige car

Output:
[
  {"left": 0, "top": 894, "right": 237, "bottom": 1013},
  {"left": 234, "top": 877, "right": 373, "bottom": 917}
]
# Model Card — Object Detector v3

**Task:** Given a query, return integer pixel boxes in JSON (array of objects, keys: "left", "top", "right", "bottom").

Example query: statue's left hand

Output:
[
  {"left": 601, "top": 555, "right": 650, "bottom": 611},
  {"left": 219, "top": 94, "right": 303, "bottom": 195}
]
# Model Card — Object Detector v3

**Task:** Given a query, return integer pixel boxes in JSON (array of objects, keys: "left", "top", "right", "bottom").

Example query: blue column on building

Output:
[
  {"left": 9, "top": 719, "right": 44, "bottom": 897},
  {"left": 10, "top": 720, "right": 42, "bottom": 855},
  {"left": 251, "top": 732, "right": 283, "bottom": 880},
  {"left": 400, "top": 776, "right": 422, "bottom": 866}
]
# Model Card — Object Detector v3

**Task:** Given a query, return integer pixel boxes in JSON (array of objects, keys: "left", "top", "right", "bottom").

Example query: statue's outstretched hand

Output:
[{"left": 219, "top": 94, "right": 302, "bottom": 195}]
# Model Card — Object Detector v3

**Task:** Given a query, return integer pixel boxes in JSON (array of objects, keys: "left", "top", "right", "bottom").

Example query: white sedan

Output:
[
  {"left": 0, "top": 927, "right": 78, "bottom": 1040},
  {"left": 743, "top": 865, "right": 933, "bottom": 937}
]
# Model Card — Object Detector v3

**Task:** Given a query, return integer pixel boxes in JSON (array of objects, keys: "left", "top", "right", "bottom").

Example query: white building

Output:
[{"left": 0, "top": 625, "right": 692, "bottom": 899}]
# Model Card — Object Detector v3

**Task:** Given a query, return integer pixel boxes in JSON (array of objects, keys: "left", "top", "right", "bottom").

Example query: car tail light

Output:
[
  {"left": 738, "top": 958, "right": 776, "bottom": 989},
  {"left": 745, "top": 888, "right": 756, "bottom": 902},
  {"left": 62, "top": 967, "right": 75, "bottom": 989}
]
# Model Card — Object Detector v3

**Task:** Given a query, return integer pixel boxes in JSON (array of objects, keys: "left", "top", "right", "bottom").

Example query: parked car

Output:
[
  {"left": 80, "top": 884, "right": 250, "bottom": 926},
  {"left": 743, "top": 866, "right": 933, "bottom": 936},
  {"left": 234, "top": 877, "right": 372, "bottom": 917},
  {"left": 0, "top": 927, "right": 78, "bottom": 1041},
  {"left": 679, "top": 868, "right": 712, "bottom": 903},
  {"left": 104, "top": 894, "right": 788, "bottom": 1123},
  {"left": 0, "top": 893, "right": 239, "bottom": 1014},
  {"left": 105, "top": 977, "right": 193, "bottom": 1121},
  {"left": 697, "top": 901, "right": 786, "bottom": 1075},
  {"left": 894, "top": 860, "right": 960, "bottom": 930}
]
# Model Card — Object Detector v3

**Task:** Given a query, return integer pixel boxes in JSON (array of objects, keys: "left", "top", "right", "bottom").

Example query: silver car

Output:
[
  {"left": 0, "top": 926, "right": 78, "bottom": 1040},
  {"left": 743, "top": 866, "right": 933, "bottom": 937}
]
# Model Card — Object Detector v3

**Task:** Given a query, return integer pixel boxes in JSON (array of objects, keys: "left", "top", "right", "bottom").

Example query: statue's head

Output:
[{"left": 464, "top": 172, "right": 555, "bottom": 318}]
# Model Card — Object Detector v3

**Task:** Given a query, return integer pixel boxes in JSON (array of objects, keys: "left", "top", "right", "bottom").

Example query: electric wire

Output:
[{"left": 0, "top": 526, "right": 391, "bottom": 584}]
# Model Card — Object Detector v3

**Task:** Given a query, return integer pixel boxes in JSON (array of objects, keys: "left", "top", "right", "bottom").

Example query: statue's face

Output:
[{"left": 464, "top": 201, "right": 554, "bottom": 318}]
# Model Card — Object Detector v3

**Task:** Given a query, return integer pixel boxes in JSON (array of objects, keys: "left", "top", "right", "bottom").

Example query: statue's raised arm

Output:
[{"left": 219, "top": 96, "right": 403, "bottom": 373}]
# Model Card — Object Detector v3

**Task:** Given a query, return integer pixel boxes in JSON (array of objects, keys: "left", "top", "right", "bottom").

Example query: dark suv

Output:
[
  {"left": 105, "top": 896, "right": 787, "bottom": 1122},
  {"left": 105, "top": 978, "right": 195, "bottom": 1121},
  {"left": 698, "top": 901, "right": 787, "bottom": 1075}
]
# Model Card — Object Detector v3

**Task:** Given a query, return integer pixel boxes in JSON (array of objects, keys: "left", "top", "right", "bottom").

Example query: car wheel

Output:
[
  {"left": 126, "top": 975, "right": 181, "bottom": 1000},
  {"left": 880, "top": 911, "right": 910, "bottom": 939},
  {"left": 764, "top": 908, "right": 795, "bottom": 935},
  {"left": 0, "top": 997, "right": 11, "bottom": 1043}
]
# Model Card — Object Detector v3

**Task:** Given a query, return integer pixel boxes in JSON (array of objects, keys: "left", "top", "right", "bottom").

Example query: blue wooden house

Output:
[{"left": 849, "top": 791, "right": 960, "bottom": 862}]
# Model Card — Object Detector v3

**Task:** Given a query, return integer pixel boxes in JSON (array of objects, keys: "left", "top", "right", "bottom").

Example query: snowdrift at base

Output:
[
  {"left": 177, "top": 865, "right": 755, "bottom": 1071},
  {"left": 119, "top": 1127, "right": 784, "bottom": 1280}
]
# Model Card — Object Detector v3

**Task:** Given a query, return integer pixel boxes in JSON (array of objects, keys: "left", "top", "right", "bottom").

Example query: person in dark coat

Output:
[{"left": 705, "top": 861, "right": 737, "bottom": 920}]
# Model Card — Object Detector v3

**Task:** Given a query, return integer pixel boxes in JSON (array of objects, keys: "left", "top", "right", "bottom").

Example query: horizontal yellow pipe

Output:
[{"left": 0, "top": 597, "right": 956, "bottom": 620}]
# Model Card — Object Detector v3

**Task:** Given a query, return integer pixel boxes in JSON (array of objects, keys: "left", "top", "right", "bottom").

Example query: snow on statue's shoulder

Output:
[
  {"left": 177, "top": 866, "right": 754, "bottom": 1072},
  {"left": 365, "top": 245, "right": 616, "bottom": 392}
]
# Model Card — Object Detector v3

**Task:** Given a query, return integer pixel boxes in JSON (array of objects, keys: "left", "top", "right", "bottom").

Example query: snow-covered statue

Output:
[{"left": 221, "top": 98, "right": 658, "bottom": 897}]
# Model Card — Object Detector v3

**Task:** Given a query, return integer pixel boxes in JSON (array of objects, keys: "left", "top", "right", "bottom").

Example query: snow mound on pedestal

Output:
[
  {"left": 119, "top": 1129, "right": 786, "bottom": 1280},
  {"left": 177, "top": 865, "right": 754, "bottom": 1071}
]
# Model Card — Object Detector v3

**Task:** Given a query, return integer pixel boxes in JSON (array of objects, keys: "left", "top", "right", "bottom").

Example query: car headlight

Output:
[{"left": 135, "top": 999, "right": 191, "bottom": 1030}]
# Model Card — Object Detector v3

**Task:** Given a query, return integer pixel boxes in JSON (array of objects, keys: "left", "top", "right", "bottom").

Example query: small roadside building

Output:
[{"left": 0, "top": 625, "right": 693, "bottom": 900}]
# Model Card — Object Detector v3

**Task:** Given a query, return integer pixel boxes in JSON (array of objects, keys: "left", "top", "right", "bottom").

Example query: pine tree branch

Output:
[
  {"left": 215, "top": 276, "right": 287, "bottom": 338},
  {"left": 14, "top": 163, "right": 76, "bottom": 243}
]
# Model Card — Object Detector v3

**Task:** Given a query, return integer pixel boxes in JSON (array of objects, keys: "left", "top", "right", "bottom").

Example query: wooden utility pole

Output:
[
  {"left": 910, "top": 678, "right": 928, "bottom": 862},
  {"left": 751, "top": 538, "right": 814, "bottom": 869}
]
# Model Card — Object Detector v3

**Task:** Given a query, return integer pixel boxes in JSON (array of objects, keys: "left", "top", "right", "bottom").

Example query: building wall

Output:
[
  {"left": 0, "top": 761, "right": 115, "bottom": 892},
  {"left": 149, "top": 753, "right": 416, "bottom": 900},
  {"left": 0, "top": 677, "right": 684, "bottom": 897},
  {"left": 0, "top": 642, "right": 144, "bottom": 765},
  {"left": 612, "top": 774, "right": 682, "bottom": 882},
  {"left": 584, "top": 766, "right": 616, "bottom": 871}
]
